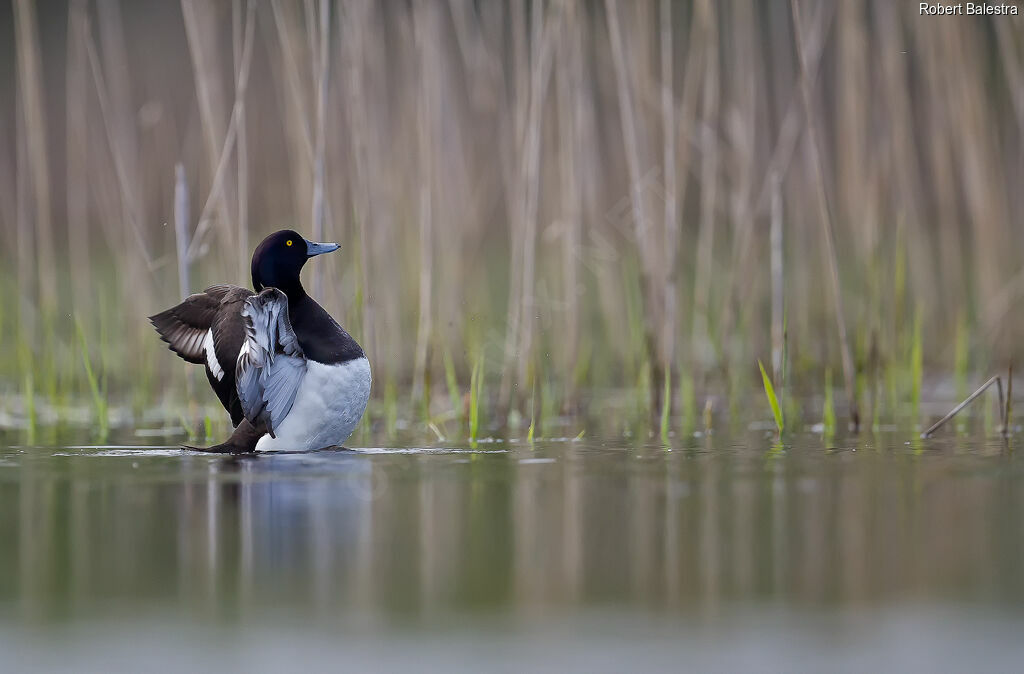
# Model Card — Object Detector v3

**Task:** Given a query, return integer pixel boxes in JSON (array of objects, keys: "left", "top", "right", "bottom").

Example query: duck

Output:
[{"left": 150, "top": 230, "right": 371, "bottom": 453}]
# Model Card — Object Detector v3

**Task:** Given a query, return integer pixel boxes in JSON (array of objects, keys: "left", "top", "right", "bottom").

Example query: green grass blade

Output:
[
  {"left": 910, "top": 310, "right": 923, "bottom": 422},
  {"left": 954, "top": 314, "right": 969, "bottom": 401},
  {"left": 758, "top": 359, "right": 784, "bottom": 434},
  {"left": 823, "top": 367, "right": 836, "bottom": 437},
  {"left": 660, "top": 367, "right": 671, "bottom": 444},
  {"left": 443, "top": 349, "right": 462, "bottom": 420},
  {"left": 23, "top": 368, "right": 35, "bottom": 445},
  {"left": 469, "top": 354, "right": 483, "bottom": 446},
  {"left": 1005, "top": 362, "right": 1013, "bottom": 436},
  {"left": 781, "top": 304, "right": 789, "bottom": 392},
  {"left": 74, "top": 316, "right": 108, "bottom": 441},
  {"left": 527, "top": 366, "right": 538, "bottom": 444}
]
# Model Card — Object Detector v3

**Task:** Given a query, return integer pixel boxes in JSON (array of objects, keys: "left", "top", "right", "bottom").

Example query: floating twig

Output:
[{"left": 921, "top": 375, "right": 1001, "bottom": 438}]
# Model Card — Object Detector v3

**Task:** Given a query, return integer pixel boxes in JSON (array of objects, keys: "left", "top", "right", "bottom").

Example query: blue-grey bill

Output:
[{"left": 305, "top": 240, "right": 340, "bottom": 257}]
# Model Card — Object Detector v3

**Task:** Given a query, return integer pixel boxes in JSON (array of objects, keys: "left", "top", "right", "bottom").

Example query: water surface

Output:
[{"left": 1, "top": 429, "right": 1023, "bottom": 672}]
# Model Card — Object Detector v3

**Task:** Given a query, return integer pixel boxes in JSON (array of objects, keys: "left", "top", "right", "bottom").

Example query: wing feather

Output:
[
  {"left": 150, "top": 285, "right": 253, "bottom": 366},
  {"left": 235, "top": 288, "right": 307, "bottom": 435},
  {"left": 149, "top": 292, "right": 222, "bottom": 364}
]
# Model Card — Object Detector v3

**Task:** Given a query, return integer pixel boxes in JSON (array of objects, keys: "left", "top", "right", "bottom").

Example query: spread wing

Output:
[
  {"left": 235, "top": 288, "right": 307, "bottom": 436},
  {"left": 149, "top": 292, "right": 222, "bottom": 364},
  {"left": 149, "top": 285, "right": 251, "bottom": 365},
  {"left": 150, "top": 284, "right": 254, "bottom": 425}
]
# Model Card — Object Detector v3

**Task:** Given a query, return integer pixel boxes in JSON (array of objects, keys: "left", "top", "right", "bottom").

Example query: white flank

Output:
[
  {"left": 204, "top": 328, "right": 224, "bottom": 381},
  {"left": 255, "top": 357, "right": 372, "bottom": 451}
]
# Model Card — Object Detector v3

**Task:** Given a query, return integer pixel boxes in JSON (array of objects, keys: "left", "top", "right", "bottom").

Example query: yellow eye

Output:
[{"left": 286, "top": 240, "right": 293, "bottom": 247}]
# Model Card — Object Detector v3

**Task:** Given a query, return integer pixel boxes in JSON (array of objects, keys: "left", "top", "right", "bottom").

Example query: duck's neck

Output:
[
  {"left": 253, "top": 270, "right": 308, "bottom": 305},
  {"left": 278, "top": 282, "right": 308, "bottom": 306}
]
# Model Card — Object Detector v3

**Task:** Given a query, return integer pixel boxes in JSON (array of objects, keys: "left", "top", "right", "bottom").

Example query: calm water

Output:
[{"left": 2, "top": 428, "right": 1023, "bottom": 672}]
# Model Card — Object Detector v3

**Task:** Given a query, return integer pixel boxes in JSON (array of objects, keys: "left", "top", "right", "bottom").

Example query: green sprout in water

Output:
[
  {"left": 1005, "top": 362, "right": 1014, "bottom": 437},
  {"left": 443, "top": 349, "right": 462, "bottom": 422},
  {"left": 758, "top": 359, "right": 784, "bottom": 435},
  {"left": 953, "top": 314, "right": 969, "bottom": 402},
  {"left": 910, "top": 310, "right": 923, "bottom": 424},
  {"left": 469, "top": 354, "right": 484, "bottom": 447},
  {"left": 660, "top": 367, "right": 671, "bottom": 445},
  {"left": 75, "top": 317, "right": 108, "bottom": 442},
  {"left": 680, "top": 371, "right": 696, "bottom": 437},
  {"left": 23, "top": 369, "right": 35, "bottom": 445},
  {"left": 526, "top": 371, "right": 538, "bottom": 445},
  {"left": 823, "top": 367, "right": 836, "bottom": 440}
]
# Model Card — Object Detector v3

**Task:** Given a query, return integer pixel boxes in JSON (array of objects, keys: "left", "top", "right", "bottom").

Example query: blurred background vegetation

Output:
[{"left": 0, "top": 0, "right": 1022, "bottom": 440}]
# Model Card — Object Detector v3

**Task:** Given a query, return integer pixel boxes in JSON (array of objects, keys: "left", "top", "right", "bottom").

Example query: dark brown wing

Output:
[
  {"left": 149, "top": 291, "right": 222, "bottom": 364},
  {"left": 150, "top": 284, "right": 254, "bottom": 425},
  {"left": 202, "top": 284, "right": 253, "bottom": 375}
]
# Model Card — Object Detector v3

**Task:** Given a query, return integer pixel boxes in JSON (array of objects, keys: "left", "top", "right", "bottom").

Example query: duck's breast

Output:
[{"left": 255, "top": 356, "right": 371, "bottom": 451}]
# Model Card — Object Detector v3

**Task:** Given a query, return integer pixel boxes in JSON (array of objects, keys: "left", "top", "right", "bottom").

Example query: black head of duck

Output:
[{"left": 251, "top": 229, "right": 340, "bottom": 298}]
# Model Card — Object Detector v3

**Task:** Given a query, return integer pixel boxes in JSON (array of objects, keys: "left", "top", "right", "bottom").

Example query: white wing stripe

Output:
[{"left": 204, "top": 328, "right": 224, "bottom": 381}]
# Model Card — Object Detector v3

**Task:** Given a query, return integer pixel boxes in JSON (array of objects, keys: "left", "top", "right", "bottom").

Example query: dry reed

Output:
[{"left": 0, "top": 1, "right": 1020, "bottom": 435}]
